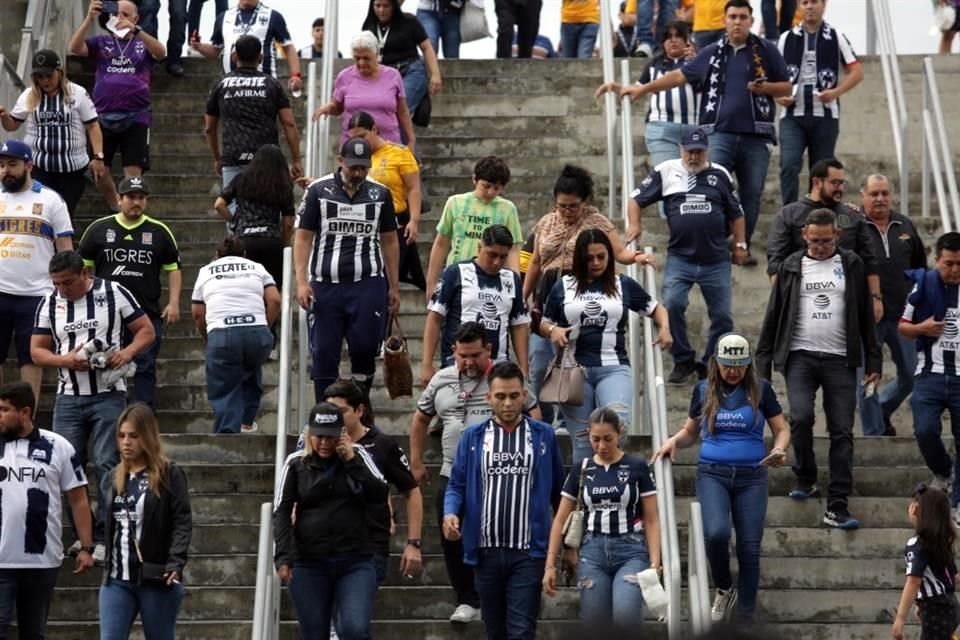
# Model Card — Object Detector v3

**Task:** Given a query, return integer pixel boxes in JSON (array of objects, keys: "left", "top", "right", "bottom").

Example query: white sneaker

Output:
[
  {"left": 66, "top": 540, "right": 82, "bottom": 556},
  {"left": 92, "top": 543, "right": 106, "bottom": 566},
  {"left": 932, "top": 473, "right": 954, "bottom": 497},
  {"left": 449, "top": 603, "right": 481, "bottom": 624},
  {"left": 710, "top": 588, "right": 737, "bottom": 622},
  {"left": 636, "top": 42, "right": 654, "bottom": 58},
  {"left": 241, "top": 422, "right": 259, "bottom": 434}
]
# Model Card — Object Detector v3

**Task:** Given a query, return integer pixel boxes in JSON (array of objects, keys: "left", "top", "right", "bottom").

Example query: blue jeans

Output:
[
  {"left": 708, "top": 132, "right": 771, "bottom": 244},
  {"left": 778, "top": 115, "right": 840, "bottom": 205},
  {"left": 561, "top": 364, "right": 632, "bottom": 466},
  {"left": 138, "top": 0, "right": 160, "bottom": 37},
  {"left": 123, "top": 314, "right": 162, "bottom": 409},
  {"left": 857, "top": 318, "right": 916, "bottom": 435},
  {"left": 560, "top": 23, "right": 599, "bottom": 58},
  {"left": 0, "top": 567, "right": 59, "bottom": 638},
  {"left": 696, "top": 463, "right": 769, "bottom": 622},
  {"left": 401, "top": 58, "right": 429, "bottom": 117},
  {"left": 165, "top": 0, "right": 188, "bottom": 63},
  {"left": 417, "top": 9, "right": 461, "bottom": 58},
  {"left": 661, "top": 255, "right": 733, "bottom": 366},
  {"left": 912, "top": 373, "right": 960, "bottom": 506},
  {"left": 188, "top": 0, "right": 228, "bottom": 41},
  {"left": 289, "top": 555, "right": 378, "bottom": 640},
  {"left": 528, "top": 333, "right": 556, "bottom": 425},
  {"left": 99, "top": 578, "right": 185, "bottom": 640},
  {"left": 205, "top": 325, "right": 273, "bottom": 433},
  {"left": 54, "top": 391, "right": 125, "bottom": 544},
  {"left": 636, "top": 0, "right": 679, "bottom": 48},
  {"left": 577, "top": 532, "right": 650, "bottom": 629},
  {"left": 474, "top": 548, "right": 545, "bottom": 640},
  {"left": 645, "top": 121, "right": 696, "bottom": 218}
]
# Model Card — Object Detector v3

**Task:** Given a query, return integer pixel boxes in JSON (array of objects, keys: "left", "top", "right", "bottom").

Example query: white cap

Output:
[{"left": 716, "top": 333, "right": 751, "bottom": 367}]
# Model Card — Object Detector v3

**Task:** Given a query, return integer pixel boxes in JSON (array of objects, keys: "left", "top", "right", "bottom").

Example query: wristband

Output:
[{"left": 291, "top": 72, "right": 302, "bottom": 78}]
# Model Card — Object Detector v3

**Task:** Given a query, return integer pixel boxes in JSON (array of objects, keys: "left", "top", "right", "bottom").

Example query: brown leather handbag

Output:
[
  {"left": 539, "top": 345, "right": 585, "bottom": 406},
  {"left": 383, "top": 314, "right": 413, "bottom": 399}
]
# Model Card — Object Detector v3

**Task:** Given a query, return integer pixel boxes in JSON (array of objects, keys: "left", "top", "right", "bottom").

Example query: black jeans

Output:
[
  {"left": 0, "top": 567, "right": 59, "bottom": 639},
  {"left": 495, "top": 0, "right": 543, "bottom": 58},
  {"left": 166, "top": 0, "right": 188, "bottom": 63},
  {"left": 30, "top": 166, "right": 87, "bottom": 218},
  {"left": 435, "top": 475, "right": 480, "bottom": 608},
  {"left": 785, "top": 350, "right": 857, "bottom": 510}
]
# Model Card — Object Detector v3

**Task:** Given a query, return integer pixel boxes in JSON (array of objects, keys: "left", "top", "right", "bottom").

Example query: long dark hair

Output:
[
  {"left": 700, "top": 357, "right": 761, "bottom": 435},
  {"left": 571, "top": 228, "right": 617, "bottom": 297},
  {"left": 914, "top": 485, "right": 956, "bottom": 570},
  {"left": 362, "top": 0, "right": 403, "bottom": 29},
  {"left": 233, "top": 144, "right": 293, "bottom": 208}
]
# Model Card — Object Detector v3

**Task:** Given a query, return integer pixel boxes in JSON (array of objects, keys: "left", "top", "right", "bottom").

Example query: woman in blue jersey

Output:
[
  {"left": 543, "top": 406, "right": 661, "bottom": 630},
  {"left": 653, "top": 333, "right": 790, "bottom": 624},
  {"left": 540, "top": 228, "right": 670, "bottom": 464}
]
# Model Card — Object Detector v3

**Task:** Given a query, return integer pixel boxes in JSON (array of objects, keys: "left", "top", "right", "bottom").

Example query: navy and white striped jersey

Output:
[
  {"left": 562, "top": 454, "right": 657, "bottom": 536},
  {"left": 0, "top": 428, "right": 86, "bottom": 569},
  {"left": 428, "top": 260, "right": 529, "bottom": 364},
  {"left": 33, "top": 277, "right": 146, "bottom": 396},
  {"left": 10, "top": 82, "right": 98, "bottom": 173},
  {"left": 902, "top": 282, "right": 960, "bottom": 376},
  {"left": 109, "top": 469, "right": 148, "bottom": 581},
  {"left": 638, "top": 56, "right": 698, "bottom": 125},
  {"left": 905, "top": 535, "right": 957, "bottom": 600},
  {"left": 295, "top": 171, "right": 398, "bottom": 284},
  {"left": 211, "top": 2, "right": 293, "bottom": 78},
  {"left": 480, "top": 420, "right": 534, "bottom": 550},
  {"left": 543, "top": 274, "right": 657, "bottom": 367},
  {"left": 777, "top": 24, "right": 858, "bottom": 120}
]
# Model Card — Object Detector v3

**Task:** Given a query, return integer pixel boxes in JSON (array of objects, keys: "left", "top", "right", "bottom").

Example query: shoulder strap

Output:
[{"left": 575, "top": 457, "right": 588, "bottom": 511}]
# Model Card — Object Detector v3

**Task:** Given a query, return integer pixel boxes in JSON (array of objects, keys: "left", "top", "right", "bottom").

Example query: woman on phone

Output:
[
  {"left": 99, "top": 403, "right": 192, "bottom": 640},
  {"left": 653, "top": 333, "right": 789, "bottom": 624}
]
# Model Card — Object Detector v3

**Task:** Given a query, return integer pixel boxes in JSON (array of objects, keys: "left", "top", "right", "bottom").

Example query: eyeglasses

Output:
[{"left": 555, "top": 201, "right": 583, "bottom": 211}]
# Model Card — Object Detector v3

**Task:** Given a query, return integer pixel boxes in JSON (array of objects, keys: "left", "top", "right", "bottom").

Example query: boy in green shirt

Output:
[{"left": 425, "top": 156, "right": 524, "bottom": 300}]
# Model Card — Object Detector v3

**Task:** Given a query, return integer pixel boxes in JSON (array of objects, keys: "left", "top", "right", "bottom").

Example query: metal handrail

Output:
[
  {"left": 643, "top": 250, "right": 681, "bottom": 638},
  {"left": 688, "top": 501, "right": 711, "bottom": 635},
  {"left": 870, "top": 0, "right": 909, "bottom": 212},
  {"left": 0, "top": 55, "right": 25, "bottom": 144},
  {"left": 599, "top": 0, "right": 617, "bottom": 220},
  {"left": 920, "top": 56, "right": 960, "bottom": 231}
]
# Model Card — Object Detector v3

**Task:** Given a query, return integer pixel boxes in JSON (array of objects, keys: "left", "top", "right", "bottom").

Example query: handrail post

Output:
[
  {"left": 251, "top": 502, "right": 273, "bottom": 640},
  {"left": 922, "top": 64, "right": 930, "bottom": 221},
  {"left": 599, "top": 0, "right": 617, "bottom": 220},
  {"left": 923, "top": 110, "right": 952, "bottom": 233},
  {"left": 924, "top": 57, "right": 960, "bottom": 228},
  {"left": 274, "top": 247, "right": 293, "bottom": 494},
  {"left": 689, "top": 501, "right": 711, "bottom": 634}
]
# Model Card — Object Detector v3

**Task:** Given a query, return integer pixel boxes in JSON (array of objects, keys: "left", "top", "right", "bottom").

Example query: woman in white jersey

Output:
[{"left": 191, "top": 236, "right": 281, "bottom": 434}]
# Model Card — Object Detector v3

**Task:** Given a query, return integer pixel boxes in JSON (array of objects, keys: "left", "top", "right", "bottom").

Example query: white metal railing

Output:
[
  {"left": 687, "top": 501, "right": 711, "bottom": 635},
  {"left": 599, "top": 0, "right": 617, "bottom": 220},
  {"left": 920, "top": 56, "right": 960, "bottom": 232},
  {"left": 17, "top": 0, "right": 85, "bottom": 83},
  {"left": 643, "top": 251, "right": 681, "bottom": 638},
  {"left": 870, "top": 0, "right": 909, "bottom": 212},
  {"left": 0, "top": 55, "right": 25, "bottom": 144}
]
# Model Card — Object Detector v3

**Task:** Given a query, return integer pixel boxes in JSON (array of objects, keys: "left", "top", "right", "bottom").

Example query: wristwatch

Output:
[
  {"left": 91, "top": 152, "right": 104, "bottom": 161},
  {"left": 406, "top": 538, "right": 422, "bottom": 549},
  {"left": 872, "top": 293, "right": 883, "bottom": 300},
  {"left": 80, "top": 545, "right": 95, "bottom": 554},
  {"left": 734, "top": 242, "right": 748, "bottom": 250},
  {"left": 133, "top": 26, "right": 142, "bottom": 36}
]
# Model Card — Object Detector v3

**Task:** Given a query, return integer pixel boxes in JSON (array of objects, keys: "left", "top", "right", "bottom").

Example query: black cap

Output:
[
  {"left": 681, "top": 127, "right": 710, "bottom": 150},
  {"left": 32, "top": 50, "right": 61, "bottom": 74},
  {"left": 118, "top": 176, "right": 149, "bottom": 195},
  {"left": 340, "top": 137, "right": 372, "bottom": 168},
  {"left": 307, "top": 402, "right": 344, "bottom": 437}
]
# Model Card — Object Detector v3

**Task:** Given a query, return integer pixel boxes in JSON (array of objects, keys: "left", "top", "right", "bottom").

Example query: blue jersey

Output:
[
  {"left": 689, "top": 379, "right": 783, "bottom": 465},
  {"left": 562, "top": 453, "right": 657, "bottom": 536},
  {"left": 632, "top": 160, "right": 743, "bottom": 264},
  {"left": 543, "top": 274, "right": 657, "bottom": 367},
  {"left": 428, "top": 260, "right": 529, "bottom": 364}
]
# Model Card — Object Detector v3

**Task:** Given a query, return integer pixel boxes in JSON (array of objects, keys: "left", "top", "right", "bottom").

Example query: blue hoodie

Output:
[{"left": 443, "top": 417, "right": 565, "bottom": 566}]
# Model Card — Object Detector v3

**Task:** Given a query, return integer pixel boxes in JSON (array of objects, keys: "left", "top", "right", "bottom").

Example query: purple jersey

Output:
[{"left": 85, "top": 35, "right": 154, "bottom": 126}]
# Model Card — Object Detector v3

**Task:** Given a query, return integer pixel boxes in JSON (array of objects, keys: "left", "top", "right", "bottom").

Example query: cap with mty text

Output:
[{"left": 715, "top": 332, "right": 752, "bottom": 367}]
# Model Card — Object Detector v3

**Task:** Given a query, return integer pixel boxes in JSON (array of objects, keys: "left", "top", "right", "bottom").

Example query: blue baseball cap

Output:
[
  {"left": 681, "top": 128, "right": 710, "bottom": 151},
  {"left": 0, "top": 140, "right": 32, "bottom": 163}
]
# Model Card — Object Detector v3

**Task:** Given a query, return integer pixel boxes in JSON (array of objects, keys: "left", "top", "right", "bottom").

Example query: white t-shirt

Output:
[
  {"left": 0, "top": 181, "right": 74, "bottom": 297},
  {"left": 0, "top": 429, "right": 86, "bottom": 569},
  {"left": 10, "top": 82, "right": 98, "bottom": 173},
  {"left": 191, "top": 256, "right": 276, "bottom": 331},
  {"left": 790, "top": 254, "right": 847, "bottom": 355}
]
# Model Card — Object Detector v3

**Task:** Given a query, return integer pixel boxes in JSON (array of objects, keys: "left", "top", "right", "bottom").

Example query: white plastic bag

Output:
[{"left": 460, "top": 0, "right": 491, "bottom": 43}]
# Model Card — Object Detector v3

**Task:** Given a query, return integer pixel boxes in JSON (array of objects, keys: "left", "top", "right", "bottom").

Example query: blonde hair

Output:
[
  {"left": 25, "top": 69, "right": 72, "bottom": 113},
  {"left": 113, "top": 404, "right": 170, "bottom": 496}
]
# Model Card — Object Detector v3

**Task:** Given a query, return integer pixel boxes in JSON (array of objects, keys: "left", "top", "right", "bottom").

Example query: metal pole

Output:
[
  {"left": 690, "top": 501, "right": 712, "bottom": 634},
  {"left": 922, "top": 64, "right": 930, "bottom": 221},
  {"left": 274, "top": 247, "right": 294, "bottom": 494},
  {"left": 599, "top": 0, "right": 617, "bottom": 219},
  {"left": 866, "top": 0, "right": 876, "bottom": 55},
  {"left": 924, "top": 110, "right": 952, "bottom": 233},
  {"left": 251, "top": 502, "right": 273, "bottom": 640},
  {"left": 924, "top": 57, "right": 960, "bottom": 227}
]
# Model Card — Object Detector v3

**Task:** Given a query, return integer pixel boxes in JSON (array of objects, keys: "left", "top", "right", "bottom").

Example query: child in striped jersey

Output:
[{"left": 892, "top": 484, "right": 960, "bottom": 640}]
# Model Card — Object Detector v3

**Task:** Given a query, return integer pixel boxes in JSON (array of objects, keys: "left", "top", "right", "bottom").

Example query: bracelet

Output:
[
  {"left": 291, "top": 72, "right": 302, "bottom": 78},
  {"left": 545, "top": 566, "right": 556, "bottom": 571}
]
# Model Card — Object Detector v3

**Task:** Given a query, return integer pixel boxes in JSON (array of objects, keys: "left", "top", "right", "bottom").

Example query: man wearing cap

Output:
[
  {"left": 294, "top": 138, "right": 401, "bottom": 401},
  {"left": 0, "top": 140, "right": 75, "bottom": 401},
  {"left": 69, "top": 0, "right": 166, "bottom": 205},
  {"left": 757, "top": 208, "right": 881, "bottom": 530},
  {"left": 629, "top": 127, "right": 748, "bottom": 384},
  {"left": 78, "top": 176, "right": 182, "bottom": 409}
]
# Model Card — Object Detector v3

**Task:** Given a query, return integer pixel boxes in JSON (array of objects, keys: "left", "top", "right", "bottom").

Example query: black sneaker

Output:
[
  {"left": 695, "top": 362, "right": 708, "bottom": 380},
  {"left": 823, "top": 507, "right": 861, "bottom": 530},
  {"left": 789, "top": 484, "right": 820, "bottom": 500},
  {"left": 882, "top": 414, "right": 897, "bottom": 437},
  {"left": 166, "top": 62, "right": 185, "bottom": 77},
  {"left": 668, "top": 360, "right": 697, "bottom": 384}
]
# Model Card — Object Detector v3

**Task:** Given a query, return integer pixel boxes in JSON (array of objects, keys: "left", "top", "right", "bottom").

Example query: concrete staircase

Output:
[{"left": 19, "top": 53, "right": 955, "bottom": 637}]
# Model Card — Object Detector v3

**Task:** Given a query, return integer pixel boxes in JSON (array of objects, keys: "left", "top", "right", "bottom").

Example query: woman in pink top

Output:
[{"left": 313, "top": 31, "right": 416, "bottom": 150}]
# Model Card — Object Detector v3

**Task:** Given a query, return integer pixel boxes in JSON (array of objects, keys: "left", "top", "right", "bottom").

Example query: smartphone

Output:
[{"left": 102, "top": 0, "right": 119, "bottom": 14}]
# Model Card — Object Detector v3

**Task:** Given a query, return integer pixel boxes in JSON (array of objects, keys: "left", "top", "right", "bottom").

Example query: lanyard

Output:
[
  {"left": 458, "top": 360, "right": 493, "bottom": 426},
  {"left": 376, "top": 24, "right": 390, "bottom": 62},
  {"left": 236, "top": 4, "right": 261, "bottom": 35}
]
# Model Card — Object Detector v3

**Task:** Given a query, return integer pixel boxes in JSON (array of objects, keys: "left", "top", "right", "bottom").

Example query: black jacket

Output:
[
  {"left": 273, "top": 450, "right": 388, "bottom": 568},
  {"left": 101, "top": 462, "right": 192, "bottom": 583},
  {"left": 766, "top": 197, "right": 879, "bottom": 277},
  {"left": 756, "top": 248, "right": 882, "bottom": 377},
  {"left": 864, "top": 211, "right": 927, "bottom": 320}
]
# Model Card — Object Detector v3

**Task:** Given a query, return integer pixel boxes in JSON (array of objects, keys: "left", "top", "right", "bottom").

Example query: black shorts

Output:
[
  {"left": 103, "top": 123, "right": 150, "bottom": 171},
  {"left": 0, "top": 293, "right": 43, "bottom": 366}
]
